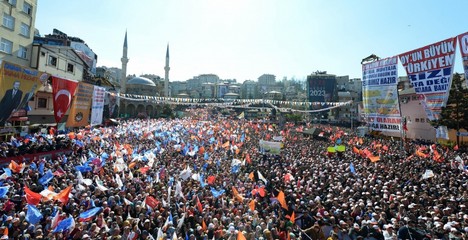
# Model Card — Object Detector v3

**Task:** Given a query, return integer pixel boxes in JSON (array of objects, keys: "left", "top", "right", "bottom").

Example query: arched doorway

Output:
[
  {"left": 137, "top": 104, "right": 145, "bottom": 117},
  {"left": 146, "top": 105, "right": 154, "bottom": 118},
  {"left": 126, "top": 104, "right": 135, "bottom": 117}
]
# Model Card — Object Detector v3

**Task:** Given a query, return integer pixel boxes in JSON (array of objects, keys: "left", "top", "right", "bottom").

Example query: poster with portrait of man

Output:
[
  {"left": 103, "top": 90, "right": 119, "bottom": 119},
  {"left": 0, "top": 61, "right": 49, "bottom": 126}
]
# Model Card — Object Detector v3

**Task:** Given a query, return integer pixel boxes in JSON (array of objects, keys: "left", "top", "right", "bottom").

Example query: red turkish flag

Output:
[{"left": 52, "top": 76, "right": 78, "bottom": 123}]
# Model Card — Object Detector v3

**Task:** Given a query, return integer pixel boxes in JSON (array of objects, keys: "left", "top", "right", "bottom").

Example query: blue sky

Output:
[{"left": 35, "top": 0, "right": 467, "bottom": 82}]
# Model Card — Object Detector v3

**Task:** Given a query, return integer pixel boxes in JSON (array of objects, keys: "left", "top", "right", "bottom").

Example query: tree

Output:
[{"left": 431, "top": 73, "right": 468, "bottom": 144}]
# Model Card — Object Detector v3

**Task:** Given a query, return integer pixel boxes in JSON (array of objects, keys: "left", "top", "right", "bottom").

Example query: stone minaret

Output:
[
  {"left": 164, "top": 44, "right": 170, "bottom": 97},
  {"left": 120, "top": 31, "right": 129, "bottom": 94}
]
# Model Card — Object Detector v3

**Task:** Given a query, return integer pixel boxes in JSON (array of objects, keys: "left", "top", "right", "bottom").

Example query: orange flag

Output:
[
  {"left": 246, "top": 154, "right": 251, "bottom": 164},
  {"left": 199, "top": 146, "right": 205, "bottom": 155},
  {"left": 54, "top": 185, "right": 73, "bottom": 205},
  {"left": 222, "top": 141, "right": 230, "bottom": 148},
  {"left": 128, "top": 162, "right": 137, "bottom": 169},
  {"left": 352, "top": 146, "right": 360, "bottom": 155},
  {"left": 368, "top": 155, "right": 380, "bottom": 163},
  {"left": 290, "top": 211, "right": 295, "bottom": 223},
  {"left": 454, "top": 145, "right": 459, "bottom": 151},
  {"left": 277, "top": 191, "right": 288, "bottom": 210},
  {"left": 138, "top": 166, "right": 150, "bottom": 174},
  {"left": 202, "top": 219, "right": 207, "bottom": 231},
  {"left": 248, "top": 172, "right": 254, "bottom": 181},
  {"left": 237, "top": 231, "right": 246, "bottom": 240},
  {"left": 196, "top": 196, "right": 203, "bottom": 212},
  {"left": 415, "top": 150, "right": 427, "bottom": 158},
  {"left": 24, "top": 186, "right": 42, "bottom": 205},
  {"left": 3, "top": 228, "right": 7, "bottom": 237},
  {"left": 9, "top": 160, "right": 23, "bottom": 173},
  {"left": 249, "top": 200, "right": 256, "bottom": 211},
  {"left": 232, "top": 186, "right": 244, "bottom": 202}
]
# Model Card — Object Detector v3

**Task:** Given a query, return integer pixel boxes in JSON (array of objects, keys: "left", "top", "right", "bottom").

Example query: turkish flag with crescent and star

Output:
[{"left": 52, "top": 76, "right": 79, "bottom": 123}]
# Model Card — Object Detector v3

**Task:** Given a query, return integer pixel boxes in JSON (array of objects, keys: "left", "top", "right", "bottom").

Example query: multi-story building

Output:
[
  {"left": 170, "top": 81, "right": 187, "bottom": 97},
  {"left": 258, "top": 74, "right": 275, "bottom": 86},
  {"left": 1, "top": 0, "right": 37, "bottom": 67},
  {"left": 335, "top": 76, "right": 362, "bottom": 126},
  {"left": 240, "top": 80, "right": 258, "bottom": 99}
]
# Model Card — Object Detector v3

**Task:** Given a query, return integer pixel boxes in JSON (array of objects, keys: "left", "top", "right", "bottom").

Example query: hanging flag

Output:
[
  {"left": 66, "top": 83, "right": 93, "bottom": 127},
  {"left": 50, "top": 208, "right": 61, "bottom": 230},
  {"left": 24, "top": 186, "right": 42, "bottom": 205},
  {"left": 277, "top": 191, "right": 288, "bottom": 210},
  {"left": 232, "top": 186, "right": 244, "bottom": 202},
  {"left": 79, "top": 207, "right": 102, "bottom": 222},
  {"left": 51, "top": 76, "right": 79, "bottom": 123},
  {"left": 26, "top": 204, "right": 43, "bottom": 224},
  {"left": 38, "top": 170, "right": 54, "bottom": 186},
  {"left": 53, "top": 185, "right": 73, "bottom": 205}
]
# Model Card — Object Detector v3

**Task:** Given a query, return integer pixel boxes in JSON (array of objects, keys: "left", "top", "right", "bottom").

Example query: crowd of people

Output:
[{"left": 0, "top": 108, "right": 467, "bottom": 240}]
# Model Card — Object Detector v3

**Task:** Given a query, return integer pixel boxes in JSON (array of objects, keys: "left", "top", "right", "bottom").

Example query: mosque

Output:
[{"left": 118, "top": 32, "right": 171, "bottom": 118}]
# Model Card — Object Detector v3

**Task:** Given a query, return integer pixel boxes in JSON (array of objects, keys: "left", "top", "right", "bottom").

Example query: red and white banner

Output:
[
  {"left": 458, "top": 32, "right": 468, "bottom": 81},
  {"left": 399, "top": 37, "right": 457, "bottom": 120},
  {"left": 52, "top": 76, "right": 78, "bottom": 123}
]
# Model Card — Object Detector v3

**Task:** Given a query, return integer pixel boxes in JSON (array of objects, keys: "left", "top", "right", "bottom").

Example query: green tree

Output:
[{"left": 432, "top": 73, "right": 468, "bottom": 144}]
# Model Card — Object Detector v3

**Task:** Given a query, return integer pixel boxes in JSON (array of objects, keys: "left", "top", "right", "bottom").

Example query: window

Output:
[
  {"left": 2, "top": 14, "right": 14, "bottom": 30},
  {"left": 415, "top": 118, "right": 420, "bottom": 123},
  {"left": 67, "top": 63, "right": 74, "bottom": 73},
  {"left": 20, "top": 23, "right": 30, "bottom": 37},
  {"left": 37, "top": 98, "right": 47, "bottom": 108},
  {"left": 48, "top": 55, "right": 57, "bottom": 66},
  {"left": 420, "top": 118, "right": 425, "bottom": 123},
  {"left": 17, "top": 45, "right": 27, "bottom": 59},
  {"left": 0, "top": 38, "right": 13, "bottom": 54},
  {"left": 23, "top": 2, "right": 33, "bottom": 15},
  {"left": 7, "top": 0, "right": 16, "bottom": 6}
]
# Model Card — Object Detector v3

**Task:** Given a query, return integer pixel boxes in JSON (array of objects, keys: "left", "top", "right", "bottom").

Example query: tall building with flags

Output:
[
  {"left": 164, "top": 44, "right": 170, "bottom": 97},
  {"left": 120, "top": 31, "right": 129, "bottom": 94}
]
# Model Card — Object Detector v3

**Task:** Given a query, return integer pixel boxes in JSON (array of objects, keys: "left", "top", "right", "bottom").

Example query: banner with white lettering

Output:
[
  {"left": 90, "top": 86, "right": 105, "bottom": 126},
  {"left": 458, "top": 32, "right": 468, "bottom": 81},
  {"left": 399, "top": 37, "right": 457, "bottom": 120},
  {"left": 362, "top": 56, "right": 401, "bottom": 132}
]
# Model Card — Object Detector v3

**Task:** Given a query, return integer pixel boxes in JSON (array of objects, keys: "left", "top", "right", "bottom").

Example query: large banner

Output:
[
  {"left": 0, "top": 61, "right": 49, "bottom": 125},
  {"left": 399, "top": 37, "right": 457, "bottom": 120},
  {"left": 103, "top": 91, "right": 119, "bottom": 119},
  {"left": 458, "top": 32, "right": 468, "bottom": 81},
  {"left": 66, "top": 83, "right": 93, "bottom": 127},
  {"left": 259, "top": 140, "right": 282, "bottom": 154},
  {"left": 362, "top": 56, "right": 401, "bottom": 132},
  {"left": 307, "top": 74, "right": 336, "bottom": 103},
  {"left": 90, "top": 86, "right": 105, "bottom": 125}
]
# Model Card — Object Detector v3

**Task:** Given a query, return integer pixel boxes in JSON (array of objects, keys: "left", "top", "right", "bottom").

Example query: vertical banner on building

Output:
[
  {"left": 399, "top": 37, "right": 457, "bottom": 120},
  {"left": 90, "top": 86, "right": 105, "bottom": 126},
  {"left": 0, "top": 61, "right": 49, "bottom": 125},
  {"left": 362, "top": 56, "right": 401, "bottom": 132},
  {"left": 52, "top": 76, "right": 79, "bottom": 123},
  {"left": 66, "top": 83, "right": 93, "bottom": 127},
  {"left": 458, "top": 32, "right": 468, "bottom": 81}
]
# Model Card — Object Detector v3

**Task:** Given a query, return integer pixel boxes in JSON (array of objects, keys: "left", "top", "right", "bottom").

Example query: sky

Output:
[{"left": 35, "top": 0, "right": 467, "bottom": 83}]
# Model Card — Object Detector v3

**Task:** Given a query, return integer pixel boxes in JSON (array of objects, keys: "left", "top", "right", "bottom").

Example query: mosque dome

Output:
[{"left": 127, "top": 76, "right": 156, "bottom": 86}]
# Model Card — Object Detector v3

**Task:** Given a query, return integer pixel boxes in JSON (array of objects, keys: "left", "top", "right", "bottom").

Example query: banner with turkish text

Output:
[
  {"left": 0, "top": 61, "right": 49, "bottom": 125},
  {"left": 66, "top": 82, "right": 93, "bottom": 127},
  {"left": 399, "top": 37, "right": 457, "bottom": 120},
  {"left": 90, "top": 86, "right": 105, "bottom": 125},
  {"left": 52, "top": 76, "right": 79, "bottom": 123},
  {"left": 362, "top": 56, "right": 401, "bottom": 132},
  {"left": 458, "top": 32, "right": 468, "bottom": 81}
]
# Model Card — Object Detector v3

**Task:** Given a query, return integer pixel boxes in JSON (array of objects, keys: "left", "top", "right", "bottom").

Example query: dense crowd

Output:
[{"left": 0, "top": 109, "right": 467, "bottom": 240}]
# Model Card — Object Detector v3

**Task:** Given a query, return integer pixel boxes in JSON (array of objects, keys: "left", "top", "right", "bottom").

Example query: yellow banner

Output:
[
  {"left": 0, "top": 61, "right": 49, "bottom": 125},
  {"left": 66, "top": 83, "right": 94, "bottom": 127}
]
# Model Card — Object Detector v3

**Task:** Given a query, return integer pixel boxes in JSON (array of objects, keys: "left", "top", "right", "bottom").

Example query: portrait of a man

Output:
[{"left": 0, "top": 80, "right": 23, "bottom": 126}]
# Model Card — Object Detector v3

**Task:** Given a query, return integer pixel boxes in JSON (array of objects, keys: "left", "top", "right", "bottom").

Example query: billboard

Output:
[
  {"left": 307, "top": 74, "right": 336, "bottom": 103},
  {"left": 70, "top": 41, "right": 97, "bottom": 74},
  {"left": 90, "top": 86, "right": 105, "bottom": 125},
  {"left": 0, "top": 61, "right": 49, "bottom": 126},
  {"left": 399, "top": 37, "right": 457, "bottom": 120},
  {"left": 362, "top": 56, "right": 401, "bottom": 132},
  {"left": 103, "top": 91, "right": 119, "bottom": 119}
]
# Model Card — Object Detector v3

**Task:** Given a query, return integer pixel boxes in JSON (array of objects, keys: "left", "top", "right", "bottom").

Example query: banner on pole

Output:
[
  {"left": 399, "top": 37, "right": 457, "bottom": 120},
  {"left": 458, "top": 32, "right": 468, "bottom": 82},
  {"left": 362, "top": 56, "right": 401, "bottom": 132}
]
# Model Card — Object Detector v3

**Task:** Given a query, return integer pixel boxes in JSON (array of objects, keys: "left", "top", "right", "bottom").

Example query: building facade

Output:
[{"left": 1, "top": 0, "right": 37, "bottom": 67}]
